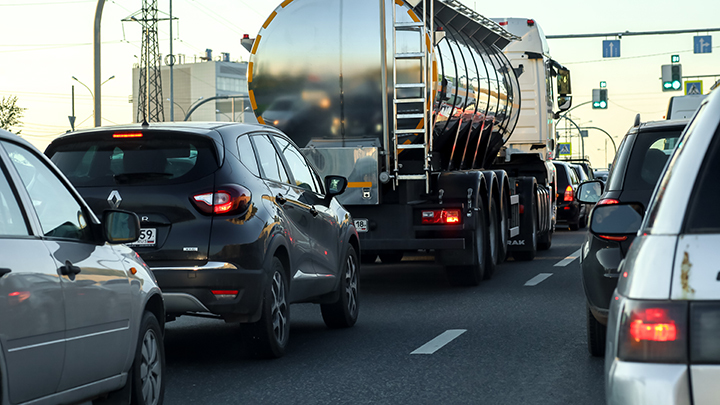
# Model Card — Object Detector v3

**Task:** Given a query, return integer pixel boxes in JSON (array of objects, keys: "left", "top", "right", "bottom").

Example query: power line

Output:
[
  {"left": 563, "top": 45, "right": 720, "bottom": 65},
  {"left": 0, "top": 1, "right": 94, "bottom": 6},
  {"left": 547, "top": 27, "right": 720, "bottom": 39}
]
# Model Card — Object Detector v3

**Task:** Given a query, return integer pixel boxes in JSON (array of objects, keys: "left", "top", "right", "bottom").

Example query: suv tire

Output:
[{"left": 321, "top": 246, "right": 359, "bottom": 328}]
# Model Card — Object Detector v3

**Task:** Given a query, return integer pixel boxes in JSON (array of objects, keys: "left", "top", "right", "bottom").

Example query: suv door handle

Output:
[
  {"left": 0, "top": 268, "right": 11, "bottom": 277},
  {"left": 309, "top": 206, "right": 319, "bottom": 217},
  {"left": 275, "top": 193, "right": 287, "bottom": 205},
  {"left": 59, "top": 261, "right": 81, "bottom": 276}
]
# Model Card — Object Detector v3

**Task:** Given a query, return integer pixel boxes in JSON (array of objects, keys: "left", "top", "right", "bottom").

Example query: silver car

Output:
[
  {"left": 0, "top": 129, "right": 165, "bottom": 404},
  {"left": 591, "top": 88, "right": 720, "bottom": 404}
]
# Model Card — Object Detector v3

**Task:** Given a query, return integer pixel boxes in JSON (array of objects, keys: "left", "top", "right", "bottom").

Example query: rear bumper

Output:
[
  {"left": 606, "top": 360, "right": 690, "bottom": 405},
  {"left": 151, "top": 261, "right": 265, "bottom": 322},
  {"left": 556, "top": 202, "right": 580, "bottom": 224}
]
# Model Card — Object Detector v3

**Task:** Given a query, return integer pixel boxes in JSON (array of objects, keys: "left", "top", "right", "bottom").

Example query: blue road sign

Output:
[
  {"left": 694, "top": 36, "right": 712, "bottom": 54},
  {"left": 602, "top": 40, "right": 620, "bottom": 58},
  {"left": 685, "top": 81, "right": 703, "bottom": 95},
  {"left": 558, "top": 143, "right": 572, "bottom": 156}
]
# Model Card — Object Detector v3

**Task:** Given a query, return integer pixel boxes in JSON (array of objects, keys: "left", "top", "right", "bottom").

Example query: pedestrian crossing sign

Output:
[
  {"left": 685, "top": 80, "right": 703, "bottom": 95},
  {"left": 558, "top": 143, "right": 571, "bottom": 156}
]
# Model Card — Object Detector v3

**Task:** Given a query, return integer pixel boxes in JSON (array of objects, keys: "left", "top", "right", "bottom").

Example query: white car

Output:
[{"left": 593, "top": 87, "right": 720, "bottom": 404}]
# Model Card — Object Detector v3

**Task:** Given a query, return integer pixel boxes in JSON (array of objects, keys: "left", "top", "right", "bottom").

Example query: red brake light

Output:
[
  {"left": 212, "top": 290, "right": 238, "bottom": 299},
  {"left": 563, "top": 185, "right": 574, "bottom": 202},
  {"left": 618, "top": 300, "right": 687, "bottom": 363},
  {"left": 498, "top": 21, "right": 508, "bottom": 26},
  {"left": 527, "top": 19, "right": 535, "bottom": 26},
  {"left": 598, "top": 234, "right": 628, "bottom": 242},
  {"left": 421, "top": 209, "right": 462, "bottom": 225},
  {"left": 113, "top": 132, "right": 143, "bottom": 138},
  {"left": 243, "top": 34, "right": 249, "bottom": 39},
  {"left": 191, "top": 185, "right": 251, "bottom": 215}
]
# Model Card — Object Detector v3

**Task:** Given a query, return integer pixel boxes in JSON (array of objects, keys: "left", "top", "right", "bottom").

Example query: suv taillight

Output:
[
  {"left": 563, "top": 185, "right": 574, "bottom": 202},
  {"left": 421, "top": 209, "right": 461, "bottom": 225},
  {"left": 191, "top": 185, "right": 251, "bottom": 215},
  {"left": 618, "top": 300, "right": 687, "bottom": 363}
]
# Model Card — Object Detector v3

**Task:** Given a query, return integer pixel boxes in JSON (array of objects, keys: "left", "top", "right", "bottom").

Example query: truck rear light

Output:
[
  {"left": 618, "top": 300, "right": 687, "bottom": 363},
  {"left": 690, "top": 303, "right": 720, "bottom": 363},
  {"left": 421, "top": 209, "right": 461, "bottom": 225},
  {"left": 527, "top": 19, "right": 535, "bottom": 26},
  {"left": 212, "top": 290, "right": 238, "bottom": 299},
  {"left": 563, "top": 185, "right": 574, "bottom": 202},
  {"left": 191, "top": 185, "right": 251, "bottom": 215}
]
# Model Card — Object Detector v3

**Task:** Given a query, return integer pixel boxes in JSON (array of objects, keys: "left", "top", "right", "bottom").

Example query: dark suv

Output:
[
  {"left": 46, "top": 122, "right": 360, "bottom": 358},
  {"left": 576, "top": 117, "right": 688, "bottom": 356},
  {"left": 552, "top": 160, "right": 587, "bottom": 230}
]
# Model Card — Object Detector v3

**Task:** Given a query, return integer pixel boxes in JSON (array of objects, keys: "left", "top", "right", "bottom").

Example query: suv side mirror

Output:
[
  {"left": 589, "top": 203, "right": 644, "bottom": 237},
  {"left": 576, "top": 180, "right": 604, "bottom": 204},
  {"left": 324, "top": 175, "right": 348, "bottom": 198},
  {"left": 103, "top": 210, "right": 141, "bottom": 244}
]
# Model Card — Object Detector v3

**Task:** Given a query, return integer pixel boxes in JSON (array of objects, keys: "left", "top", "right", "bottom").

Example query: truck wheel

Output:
[
  {"left": 379, "top": 251, "right": 403, "bottom": 264},
  {"left": 514, "top": 197, "right": 537, "bottom": 261},
  {"left": 483, "top": 197, "right": 500, "bottom": 280},
  {"left": 446, "top": 201, "right": 487, "bottom": 286},
  {"left": 537, "top": 229, "right": 552, "bottom": 251},
  {"left": 321, "top": 246, "right": 359, "bottom": 328},
  {"left": 587, "top": 306, "right": 606, "bottom": 357},
  {"left": 245, "top": 257, "right": 290, "bottom": 358}
]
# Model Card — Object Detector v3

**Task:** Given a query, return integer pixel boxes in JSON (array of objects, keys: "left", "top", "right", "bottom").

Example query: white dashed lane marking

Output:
[
  {"left": 411, "top": 329, "right": 467, "bottom": 354},
  {"left": 524, "top": 273, "right": 553, "bottom": 286},
  {"left": 554, "top": 248, "right": 582, "bottom": 267}
]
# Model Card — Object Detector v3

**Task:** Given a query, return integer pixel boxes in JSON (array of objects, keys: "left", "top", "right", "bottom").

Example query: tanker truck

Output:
[{"left": 242, "top": 0, "right": 572, "bottom": 286}]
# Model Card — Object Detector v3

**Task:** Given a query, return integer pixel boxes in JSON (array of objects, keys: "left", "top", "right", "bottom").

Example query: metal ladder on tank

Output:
[{"left": 391, "top": 0, "right": 432, "bottom": 193}]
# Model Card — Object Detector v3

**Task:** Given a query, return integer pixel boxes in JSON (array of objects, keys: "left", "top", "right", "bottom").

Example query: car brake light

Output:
[
  {"left": 563, "top": 185, "right": 574, "bottom": 202},
  {"left": 113, "top": 132, "right": 143, "bottom": 138},
  {"left": 421, "top": 209, "right": 461, "bottom": 225},
  {"left": 527, "top": 19, "right": 535, "bottom": 26},
  {"left": 191, "top": 185, "right": 251, "bottom": 215},
  {"left": 618, "top": 300, "right": 687, "bottom": 363},
  {"left": 597, "top": 198, "right": 620, "bottom": 206}
]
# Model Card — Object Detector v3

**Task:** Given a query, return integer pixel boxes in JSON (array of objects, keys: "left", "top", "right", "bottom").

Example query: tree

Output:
[{"left": 0, "top": 95, "right": 25, "bottom": 134}]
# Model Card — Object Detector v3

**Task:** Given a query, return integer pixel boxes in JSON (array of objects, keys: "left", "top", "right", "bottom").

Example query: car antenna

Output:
[
  {"left": 141, "top": 119, "right": 149, "bottom": 127},
  {"left": 633, "top": 113, "right": 641, "bottom": 127}
]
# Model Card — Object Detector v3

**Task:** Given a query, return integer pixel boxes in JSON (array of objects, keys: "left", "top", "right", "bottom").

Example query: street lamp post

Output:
[
  {"left": 71, "top": 75, "right": 115, "bottom": 127},
  {"left": 216, "top": 109, "right": 233, "bottom": 122}
]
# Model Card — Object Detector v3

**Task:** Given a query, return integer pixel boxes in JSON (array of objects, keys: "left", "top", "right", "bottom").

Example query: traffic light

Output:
[
  {"left": 662, "top": 64, "right": 682, "bottom": 91},
  {"left": 592, "top": 88, "right": 608, "bottom": 109}
]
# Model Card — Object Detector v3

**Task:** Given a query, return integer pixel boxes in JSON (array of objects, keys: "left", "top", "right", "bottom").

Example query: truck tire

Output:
[
  {"left": 513, "top": 194, "right": 537, "bottom": 261},
  {"left": 483, "top": 196, "right": 500, "bottom": 280},
  {"left": 537, "top": 229, "right": 552, "bottom": 251},
  {"left": 446, "top": 200, "right": 487, "bottom": 286}
]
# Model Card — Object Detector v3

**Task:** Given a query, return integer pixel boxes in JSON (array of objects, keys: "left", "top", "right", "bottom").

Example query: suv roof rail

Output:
[{"left": 633, "top": 113, "right": 641, "bottom": 127}]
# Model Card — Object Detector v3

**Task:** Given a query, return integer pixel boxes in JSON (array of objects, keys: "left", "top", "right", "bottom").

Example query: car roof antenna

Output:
[
  {"left": 141, "top": 119, "right": 149, "bottom": 127},
  {"left": 633, "top": 113, "right": 641, "bottom": 127}
]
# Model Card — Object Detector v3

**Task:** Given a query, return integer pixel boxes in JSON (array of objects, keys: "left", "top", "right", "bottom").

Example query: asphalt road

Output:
[{"left": 163, "top": 228, "right": 603, "bottom": 405}]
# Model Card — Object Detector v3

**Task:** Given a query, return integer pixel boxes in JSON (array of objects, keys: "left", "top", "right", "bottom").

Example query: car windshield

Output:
[
  {"left": 623, "top": 131, "right": 680, "bottom": 193},
  {"left": 48, "top": 134, "right": 219, "bottom": 186}
]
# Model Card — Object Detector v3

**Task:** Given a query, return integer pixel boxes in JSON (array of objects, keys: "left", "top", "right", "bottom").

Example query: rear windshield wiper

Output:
[{"left": 113, "top": 172, "right": 173, "bottom": 184}]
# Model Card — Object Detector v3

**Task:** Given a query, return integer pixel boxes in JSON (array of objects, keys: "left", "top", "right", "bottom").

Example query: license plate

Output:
[
  {"left": 127, "top": 228, "right": 157, "bottom": 247},
  {"left": 354, "top": 219, "right": 368, "bottom": 232}
]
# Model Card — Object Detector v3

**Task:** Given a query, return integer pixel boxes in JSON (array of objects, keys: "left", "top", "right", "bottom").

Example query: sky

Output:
[{"left": 1, "top": 0, "right": 718, "bottom": 169}]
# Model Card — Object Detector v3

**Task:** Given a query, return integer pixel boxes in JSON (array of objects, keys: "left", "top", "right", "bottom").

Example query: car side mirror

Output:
[
  {"left": 557, "top": 95, "right": 572, "bottom": 112},
  {"left": 576, "top": 180, "right": 604, "bottom": 204},
  {"left": 589, "top": 203, "right": 644, "bottom": 237},
  {"left": 103, "top": 210, "right": 141, "bottom": 244},
  {"left": 324, "top": 175, "right": 348, "bottom": 199}
]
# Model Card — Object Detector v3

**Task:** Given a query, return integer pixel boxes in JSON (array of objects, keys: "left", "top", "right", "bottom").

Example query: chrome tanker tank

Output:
[{"left": 248, "top": 0, "right": 520, "bottom": 175}]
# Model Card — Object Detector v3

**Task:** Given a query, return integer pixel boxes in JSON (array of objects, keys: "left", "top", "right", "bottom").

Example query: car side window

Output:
[
  {"left": 0, "top": 164, "right": 29, "bottom": 236},
  {"left": 2, "top": 141, "right": 92, "bottom": 241},
  {"left": 272, "top": 136, "right": 319, "bottom": 193},
  {"left": 251, "top": 134, "right": 290, "bottom": 184},
  {"left": 237, "top": 135, "right": 260, "bottom": 177},
  {"left": 684, "top": 126, "right": 720, "bottom": 233}
]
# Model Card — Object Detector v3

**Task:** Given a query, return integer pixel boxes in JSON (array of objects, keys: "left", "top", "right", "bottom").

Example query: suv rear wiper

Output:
[{"left": 113, "top": 172, "right": 173, "bottom": 184}]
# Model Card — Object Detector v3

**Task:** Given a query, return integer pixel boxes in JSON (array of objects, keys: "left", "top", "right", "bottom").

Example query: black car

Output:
[
  {"left": 46, "top": 122, "right": 360, "bottom": 358},
  {"left": 552, "top": 160, "right": 587, "bottom": 230},
  {"left": 576, "top": 117, "right": 687, "bottom": 357}
]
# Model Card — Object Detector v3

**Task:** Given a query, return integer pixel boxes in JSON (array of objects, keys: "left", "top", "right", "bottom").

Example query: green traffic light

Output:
[{"left": 672, "top": 80, "right": 681, "bottom": 90}]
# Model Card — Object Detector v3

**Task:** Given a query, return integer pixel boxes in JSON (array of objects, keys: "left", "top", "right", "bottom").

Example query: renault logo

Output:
[{"left": 107, "top": 190, "right": 122, "bottom": 208}]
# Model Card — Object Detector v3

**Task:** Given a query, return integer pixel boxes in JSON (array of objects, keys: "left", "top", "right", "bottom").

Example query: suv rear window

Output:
[
  {"left": 48, "top": 133, "right": 219, "bottom": 186},
  {"left": 623, "top": 131, "right": 679, "bottom": 192}
]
